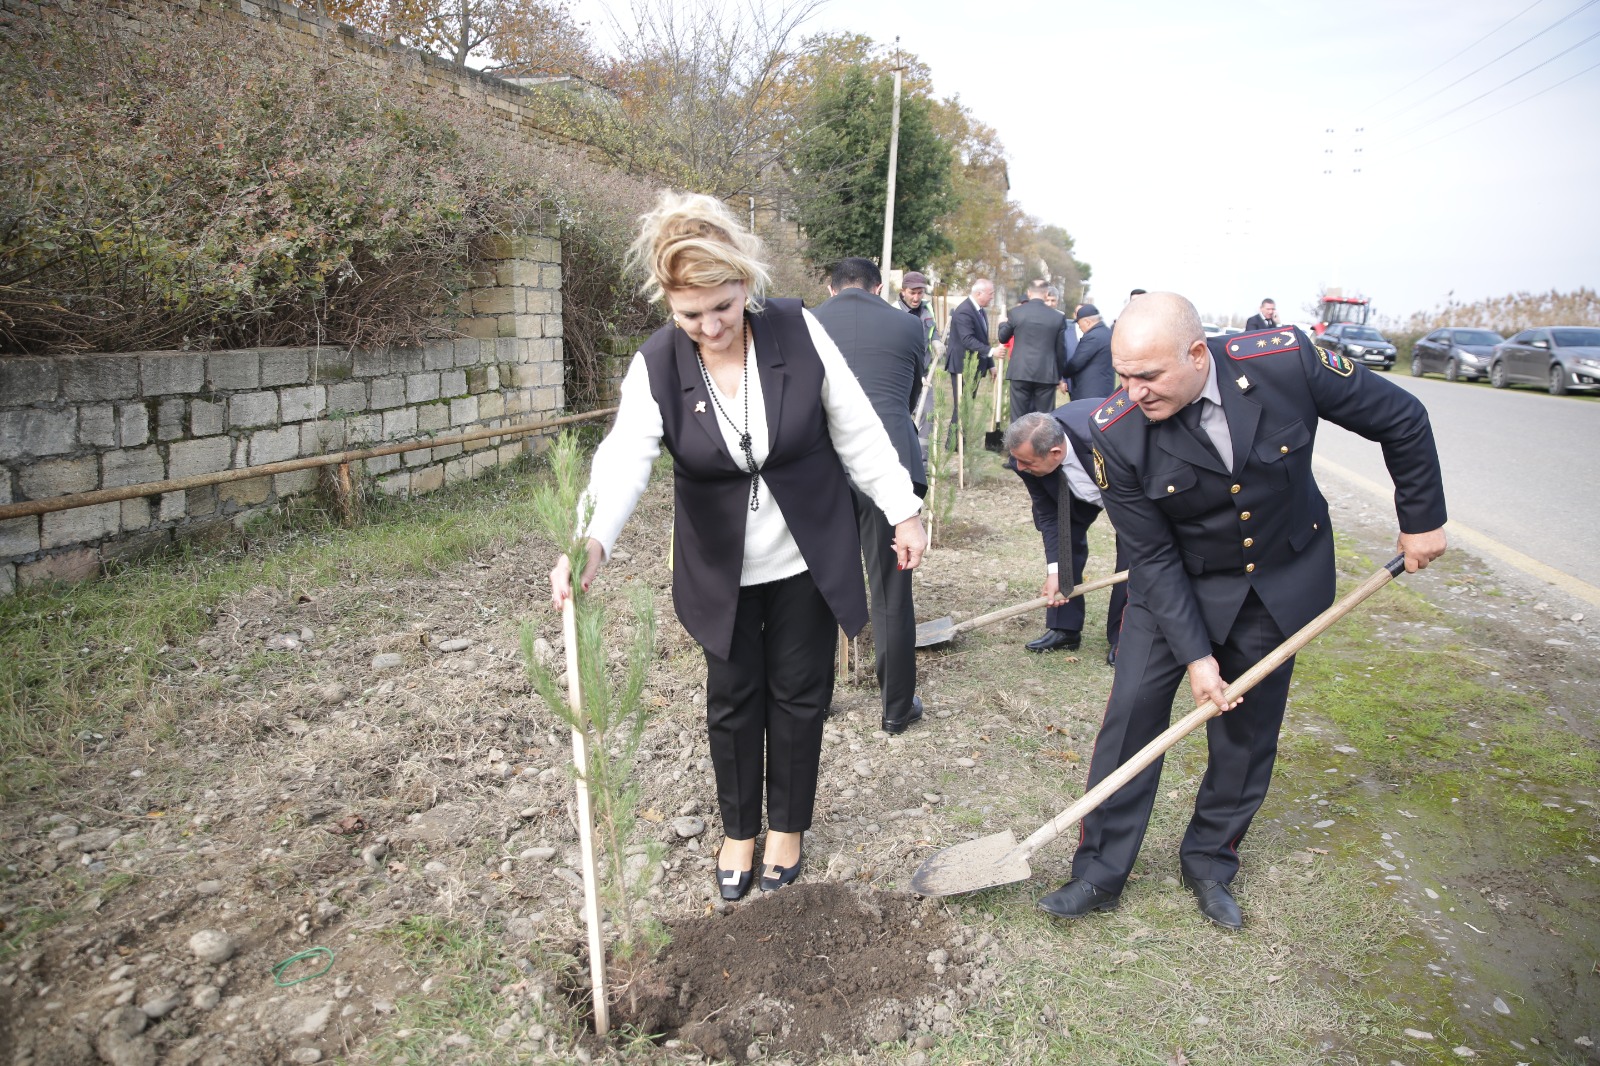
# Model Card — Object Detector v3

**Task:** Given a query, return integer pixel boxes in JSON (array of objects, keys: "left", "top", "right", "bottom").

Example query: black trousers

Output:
[
  {"left": 1046, "top": 498, "right": 1128, "bottom": 649},
  {"left": 947, "top": 363, "right": 985, "bottom": 423},
  {"left": 852, "top": 486, "right": 917, "bottom": 724},
  {"left": 702, "top": 571, "right": 837, "bottom": 840},
  {"left": 1070, "top": 588, "right": 1294, "bottom": 893},
  {"left": 1009, "top": 379, "right": 1058, "bottom": 421}
]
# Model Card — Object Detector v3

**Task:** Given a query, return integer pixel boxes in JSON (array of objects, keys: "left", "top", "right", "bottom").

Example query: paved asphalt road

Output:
[{"left": 1312, "top": 371, "right": 1600, "bottom": 591}]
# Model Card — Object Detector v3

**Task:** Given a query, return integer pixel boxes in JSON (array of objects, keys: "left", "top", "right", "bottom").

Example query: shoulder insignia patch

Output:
[
  {"left": 1092, "top": 447, "right": 1108, "bottom": 490},
  {"left": 1092, "top": 390, "right": 1136, "bottom": 431},
  {"left": 1317, "top": 344, "right": 1355, "bottom": 377},
  {"left": 1225, "top": 329, "right": 1298, "bottom": 360}
]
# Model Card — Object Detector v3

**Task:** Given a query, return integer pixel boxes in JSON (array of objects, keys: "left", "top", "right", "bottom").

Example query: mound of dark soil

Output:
[{"left": 614, "top": 882, "right": 979, "bottom": 1062}]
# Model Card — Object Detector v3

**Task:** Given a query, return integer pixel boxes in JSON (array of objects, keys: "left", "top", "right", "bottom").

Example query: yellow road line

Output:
[{"left": 1312, "top": 455, "right": 1600, "bottom": 608}]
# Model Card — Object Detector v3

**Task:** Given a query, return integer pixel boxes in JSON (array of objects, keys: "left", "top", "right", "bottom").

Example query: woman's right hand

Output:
[{"left": 549, "top": 538, "right": 606, "bottom": 608}]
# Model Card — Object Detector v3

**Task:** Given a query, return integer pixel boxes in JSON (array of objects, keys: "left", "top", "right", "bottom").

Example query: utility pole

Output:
[{"left": 880, "top": 38, "right": 904, "bottom": 303}]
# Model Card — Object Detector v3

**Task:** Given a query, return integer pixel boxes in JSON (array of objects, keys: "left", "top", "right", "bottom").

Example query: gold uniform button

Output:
[
  {"left": 1230, "top": 483, "right": 1241, "bottom": 494},
  {"left": 1167, "top": 485, "right": 1176, "bottom": 493},
  {"left": 1243, "top": 537, "right": 1254, "bottom": 547},
  {"left": 1279, "top": 445, "right": 1289, "bottom": 454},
  {"left": 1246, "top": 563, "right": 1256, "bottom": 573},
  {"left": 1240, "top": 511, "right": 1252, "bottom": 521}
]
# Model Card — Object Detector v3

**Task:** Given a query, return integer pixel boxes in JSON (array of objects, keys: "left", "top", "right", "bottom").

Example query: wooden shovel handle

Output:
[
  {"left": 949, "top": 570, "right": 1131, "bottom": 637},
  {"left": 1010, "top": 554, "right": 1407, "bottom": 862}
]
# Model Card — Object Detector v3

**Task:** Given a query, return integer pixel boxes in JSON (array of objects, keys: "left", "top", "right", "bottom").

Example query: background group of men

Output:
[{"left": 814, "top": 266, "right": 1447, "bottom": 931}]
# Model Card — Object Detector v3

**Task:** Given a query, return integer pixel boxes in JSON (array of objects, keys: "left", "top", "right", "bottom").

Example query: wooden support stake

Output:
[{"left": 561, "top": 598, "right": 610, "bottom": 1036}]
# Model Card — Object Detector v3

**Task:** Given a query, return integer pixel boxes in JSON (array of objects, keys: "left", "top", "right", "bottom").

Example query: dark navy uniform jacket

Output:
[{"left": 1090, "top": 327, "right": 1447, "bottom": 665}]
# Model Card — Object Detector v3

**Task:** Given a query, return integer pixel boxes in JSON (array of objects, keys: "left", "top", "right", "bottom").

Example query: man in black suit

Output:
[
  {"left": 946, "top": 278, "right": 995, "bottom": 425},
  {"left": 999, "top": 279, "right": 1070, "bottom": 418},
  {"left": 1244, "top": 298, "right": 1279, "bottom": 332},
  {"left": 814, "top": 258, "right": 928, "bottom": 734},
  {"left": 1005, "top": 405, "right": 1128, "bottom": 659},
  {"left": 1038, "top": 292, "right": 1447, "bottom": 929},
  {"left": 1064, "top": 304, "right": 1114, "bottom": 399}
]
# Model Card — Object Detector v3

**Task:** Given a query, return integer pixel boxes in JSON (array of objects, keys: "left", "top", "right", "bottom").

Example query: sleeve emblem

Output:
[
  {"left": 1317, "top": 345, "right": 1355, "bottom": 377},
  {"left": 1092, "top": 447, "right": 1109, "bottom": 490}
]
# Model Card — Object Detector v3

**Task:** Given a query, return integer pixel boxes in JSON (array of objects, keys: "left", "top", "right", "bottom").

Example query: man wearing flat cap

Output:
[{"left": 1063, "top": 304, "right": 1115, "bottom": 400}]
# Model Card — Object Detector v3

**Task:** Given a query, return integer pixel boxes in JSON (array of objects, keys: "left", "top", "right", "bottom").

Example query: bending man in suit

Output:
[
  {"left": 1038, "top": 292, "right": 1447, "bottom": 930},
  {"left": 946, "top": 278, "right": 995, "bottom": 425},
  {"left": 999, "top": 279, "right": 1069, "bottom": 417},
  {"left": 814, "top": 258, "right": 928, "bottom": 734},
  {"left": 1063, "top": 304, "right": 1115, "bottom": 399},
  {"left": 1005, "top": 406, "right": 1128, "bottom": 660}
]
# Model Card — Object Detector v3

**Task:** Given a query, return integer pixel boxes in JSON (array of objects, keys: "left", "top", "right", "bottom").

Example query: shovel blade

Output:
[
  {"left": 983, "top": 429, "right": 1005, "bottom": 453},
  {"left": 909, "top": 830, "right": 1032, "bottom": 897},
  {"left": 914, "top": 616, "right": 957, "bottom": 648}
]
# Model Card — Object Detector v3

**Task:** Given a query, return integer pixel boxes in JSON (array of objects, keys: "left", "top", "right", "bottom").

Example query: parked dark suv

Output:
[
  {"left": 1411, "top": 327, "right": 1504, "bottom": 381},
  {"left": 1316, "top": 323, "right": 1398, "bottom": 371},
  {"left": 1489, "top": 327, "right": 1600, "bottom": 395}
]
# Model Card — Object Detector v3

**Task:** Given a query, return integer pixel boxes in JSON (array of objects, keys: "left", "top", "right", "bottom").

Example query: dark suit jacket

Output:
[
  {"left": 999, "top": 298, "right": 1069, "bottom": 384},
  {"left": 947, "top": 297, "right": 992, "bottom": 374},
  {"left": 1012, "top": 398, "right": 1107, "bottom": 569},
  {"left": 813, "top": 287, "right": 927, "bottom": 488},
  {"left": 639, "top": 298, "right": 866, "bottom": 659},
  {"left": 1090, "top": 326, "right": 1446, "bottom": 664},
  {"left": 1064, "top": 321, "right": 1115, "bottom": 398},
  {"left": 1244, "top": 314, "right": 1279, "bottom": 331}
]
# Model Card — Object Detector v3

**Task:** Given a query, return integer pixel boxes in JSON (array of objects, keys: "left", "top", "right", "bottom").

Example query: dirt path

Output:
[{"left": 1, "top": 456, "right": 1595, "bottom": 1065}]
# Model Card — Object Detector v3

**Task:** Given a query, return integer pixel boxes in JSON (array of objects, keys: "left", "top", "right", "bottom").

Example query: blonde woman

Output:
[{"left": 550, "top": 192, "right": 926, "bottom": 900}]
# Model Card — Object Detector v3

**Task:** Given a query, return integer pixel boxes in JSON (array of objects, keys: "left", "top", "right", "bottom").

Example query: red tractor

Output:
[{"left": 1315, "top": 290, "right": 1370, "bottom": 335}]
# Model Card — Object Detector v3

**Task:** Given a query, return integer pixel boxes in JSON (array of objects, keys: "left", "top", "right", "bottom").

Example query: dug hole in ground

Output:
[{"left": 0, "top": 449, "right": 1596, "bottom": 1065}]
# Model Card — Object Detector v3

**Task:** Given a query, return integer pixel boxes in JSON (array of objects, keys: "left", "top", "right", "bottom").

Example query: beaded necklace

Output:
[{"left": 695, "top": 318, "right": 760, "bottom": 511}]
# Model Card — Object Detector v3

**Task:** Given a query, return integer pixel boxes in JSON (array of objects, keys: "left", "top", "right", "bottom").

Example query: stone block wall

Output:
[{"left": 0, "top": 232, "right": 564, "bottom": 594}]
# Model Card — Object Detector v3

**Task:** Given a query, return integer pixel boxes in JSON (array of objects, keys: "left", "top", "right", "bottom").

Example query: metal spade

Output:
[{"left": 909, "top": 554, "right": 1408, "bottom": 897}]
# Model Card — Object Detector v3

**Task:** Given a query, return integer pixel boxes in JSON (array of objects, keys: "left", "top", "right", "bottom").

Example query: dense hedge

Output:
[{"left": 0, "top": 17, "right": 659, "bottom": 379}]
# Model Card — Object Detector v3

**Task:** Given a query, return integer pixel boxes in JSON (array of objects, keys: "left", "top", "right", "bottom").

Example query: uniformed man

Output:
[
  {"left": 1004, "top": 406, "right": 1128, "bottom": 661},
  {"left": 1038, "top": 292, "right": 1447, "bottom": 929}
]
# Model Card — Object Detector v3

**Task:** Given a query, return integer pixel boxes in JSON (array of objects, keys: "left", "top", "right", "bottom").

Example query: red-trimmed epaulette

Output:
[
  {"left": 1092, "top": 389, "right": 1137, "bottom": 431},
  {"left": 1223, "top": 328, "right": 1299, "bottom": 360}
]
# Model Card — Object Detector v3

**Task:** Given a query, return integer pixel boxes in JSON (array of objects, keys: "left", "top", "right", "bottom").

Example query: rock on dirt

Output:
[{"left": 186, "top": 930, "right": 236, "bottom": 965}]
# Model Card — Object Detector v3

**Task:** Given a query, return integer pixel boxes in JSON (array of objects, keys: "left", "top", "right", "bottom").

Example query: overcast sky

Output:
[{"left": 573, "top": 0, "right": 1600, "bottom": 325}]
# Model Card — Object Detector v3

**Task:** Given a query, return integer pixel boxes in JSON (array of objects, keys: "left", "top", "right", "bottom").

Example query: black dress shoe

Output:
[
  {"left": 716, "top": 865, "right": 754, "bottom": 902},
  {"left": 883, "top": 695, "right": 924, "bottom": 735},
  {"left": 1036, "top": 878, "right": 1120, "bottom": 918},
  {"left": 1182, "top": 874, "right": 1242, "bottom": 929},
  {"left": 1106, "top": 644, "right": 1118, "bottom": 667},
  {"left": 760, "top": 853, "right": 802, "bottom": 893},
  {"left": 1026, "top": 628, "right": 1081, "bottom": 653}
]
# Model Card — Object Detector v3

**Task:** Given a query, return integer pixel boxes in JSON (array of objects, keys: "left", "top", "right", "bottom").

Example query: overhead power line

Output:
[
  {"left": 1383, "top": 0, "right": 1600, "bottom": 122},
  {"left": 1365, "top": 0, "right": 1547, "bottom": 113},
  {"left": 1397, "top": 25, "right": 1600, "bottom": 139},
  {"left": 1394, "top": 54, "right": 1600, "bottom": 156}
]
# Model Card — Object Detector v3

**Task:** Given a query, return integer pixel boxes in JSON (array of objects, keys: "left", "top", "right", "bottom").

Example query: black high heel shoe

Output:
[
  {"left": 760, "top": 852, "right": 802, "bottom": 893},
  {"left": 716, "top": 841, "right": 755, "bottom": 902},
  {"left": 716, "top": 865, "right": 754, "bottom": 901}
]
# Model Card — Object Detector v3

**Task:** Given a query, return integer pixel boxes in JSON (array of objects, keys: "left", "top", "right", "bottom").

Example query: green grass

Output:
[{"left": 0, "top": 455, "right": 556, "bottom": 799}]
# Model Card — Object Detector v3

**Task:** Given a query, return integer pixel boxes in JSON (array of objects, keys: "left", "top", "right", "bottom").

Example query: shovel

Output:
[
  {"left": 909, "top": 553, "right": 1409, "bottom": 897},
  {"left": 983, "top": 360, "right": 1006, "bottom": 452},
  {"left": 915, "top": 570, "right": 1129, "bottom": 649}
]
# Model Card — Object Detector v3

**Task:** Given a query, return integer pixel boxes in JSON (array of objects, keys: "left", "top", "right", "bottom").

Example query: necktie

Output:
[
  {"left": 1179, "top": 401, "right": 1223, "bottom": 465},
  {"left": 1057, "top": 469, "right": 1074, "bottom": 590}
]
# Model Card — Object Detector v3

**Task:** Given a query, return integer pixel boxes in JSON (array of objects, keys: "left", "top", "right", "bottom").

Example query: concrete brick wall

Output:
[{"left": 0, "top": 232, "right": 564, "bottom": 594}]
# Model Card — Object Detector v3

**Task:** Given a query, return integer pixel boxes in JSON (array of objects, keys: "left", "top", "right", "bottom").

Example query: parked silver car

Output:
[
  {"left": 1410, "top": 327, "right": 1504, "bottom": 382},
  {"left": 1488, "top": 327, "right": 1600, "bottom": 395}
]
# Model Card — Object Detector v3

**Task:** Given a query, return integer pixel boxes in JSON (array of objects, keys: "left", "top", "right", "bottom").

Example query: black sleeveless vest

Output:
[{"left": 640, "top": 298, "right": 866, "bottom": 660}]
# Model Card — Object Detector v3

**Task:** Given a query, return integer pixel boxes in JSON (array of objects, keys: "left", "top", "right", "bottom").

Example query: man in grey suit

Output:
[
  {"left": 814, "top": 257, "right": 927, "bottom": 734},
  {"left": 999, "top": 279, "right": 1070, "bottom": 419}
]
